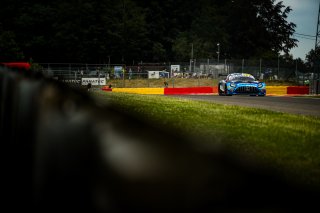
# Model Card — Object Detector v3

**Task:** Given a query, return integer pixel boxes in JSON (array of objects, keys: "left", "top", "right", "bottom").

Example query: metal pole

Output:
[
  {"left": 316, "top": 2, "right": 320, "bottom": 49},
  {"left": 191, "top": 43, "right": 194, "bottom": 59},
  {"left": 242, "top": 59, "right": 244, "bottom": 73},
  {"left": 277, "top": 54, "right": 280, "bottom": 79},
  {"left": 98, "top": 68, "right": 100, "bottom": 86},
  {"left": 226, "top": 59, "right": 229, "bottom": 74},
  {"left": 295, "top": 60, "right": 298, "bottom": 85},
  {"left": 198, "top": 72, "right": 200, "bottom": 87},
  {"left": 217, "top": 43, "right": 220, "bottom": 64},
  {"left": 123, "top": 67, "right": 125, "bottom": 88},
  {"left": 259, "top": 58, "right": 262, "bottom": 79},
  {"left": 314, "top": 2, "right": 320, "bottom": 94},
  {"left": 190, "top": 43, "right": 194, "bottom": 72}
]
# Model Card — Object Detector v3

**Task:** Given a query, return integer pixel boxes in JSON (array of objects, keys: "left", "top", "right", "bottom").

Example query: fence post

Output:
[
  {"left": 295, "top": 60, "right": 298, "bottom": 85},
  {"left": 98, "top": 68, "right": 100, "bottom": 87},
  {"left": 277, "top": 55, "right": 280, "bottom": 79},
  {"left": 226, "top": 59, "right": 229, "bottom": 75},
  {"left": 259, "top": 59, "right": 262, "bottom": 79},
  {"left": 123, "top": 69, "right": 125, "bottom": 88},
  {"left": 242, "top": 59, "right": 244, "bottom": 72}
]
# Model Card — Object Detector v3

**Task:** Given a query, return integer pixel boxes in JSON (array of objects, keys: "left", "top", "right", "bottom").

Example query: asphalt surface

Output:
[{"left": 170, "top": 95, "right": 320, "bottom": 117}]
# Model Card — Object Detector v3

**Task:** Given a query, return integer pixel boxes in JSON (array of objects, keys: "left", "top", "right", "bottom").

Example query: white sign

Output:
[
  {"left": 148, "top": 71, "right": 160, "bottom": 79},
  {"left": 81, "top": 78, "right": 106, "bottom": 86},
  {"left": 170, "top": 65, "right": 180, "bottom": 72},
  {"left": 61, "top": 79, "right": 81, "bottom": 84},
  {"left": 147, "top": 71, "right": 170, "bottom": 79}
]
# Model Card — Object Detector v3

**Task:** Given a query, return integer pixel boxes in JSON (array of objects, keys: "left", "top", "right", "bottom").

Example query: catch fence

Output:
[{"left": 37, "top": 59, "right": 318, "bottom": 88}]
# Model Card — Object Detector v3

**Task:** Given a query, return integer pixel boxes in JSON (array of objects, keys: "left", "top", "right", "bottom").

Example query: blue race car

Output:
[{"left": 218, "top": 73, "right": 266, "bottom": 96}]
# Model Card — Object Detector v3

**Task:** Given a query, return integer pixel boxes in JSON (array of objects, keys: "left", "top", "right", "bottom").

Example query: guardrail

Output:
[{"left": 102, "top": 86, "right": 310, "bottom": 96}]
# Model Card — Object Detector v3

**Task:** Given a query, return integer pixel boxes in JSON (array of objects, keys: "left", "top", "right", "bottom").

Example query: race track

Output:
[{"left": 170, "top": 95, "right": 320, "bottom": 117}]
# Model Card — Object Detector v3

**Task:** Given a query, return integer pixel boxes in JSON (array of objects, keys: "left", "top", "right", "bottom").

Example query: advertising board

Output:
[{"left": 81, "top": 78, "right": 106, "bottom": 86}]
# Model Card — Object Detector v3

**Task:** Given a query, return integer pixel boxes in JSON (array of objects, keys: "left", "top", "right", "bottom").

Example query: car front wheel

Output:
[{"left": 218, "top": 83, "right": 224, "bottom": 96}]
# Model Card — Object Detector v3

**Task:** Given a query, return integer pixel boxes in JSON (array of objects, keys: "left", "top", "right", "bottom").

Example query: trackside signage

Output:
[
  {"left": 61, "top": 79, "right": 81, "bottom": 84},
  {"left": 82, "top": 78, "right": 106, "bottom": 85}
]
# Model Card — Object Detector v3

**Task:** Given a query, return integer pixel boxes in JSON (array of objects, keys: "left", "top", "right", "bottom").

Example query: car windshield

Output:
[{"left": 228, "top": 74, "right": 255, "bottom": 82}]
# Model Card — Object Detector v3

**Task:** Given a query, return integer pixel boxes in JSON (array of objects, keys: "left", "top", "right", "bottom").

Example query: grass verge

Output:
[{"left": 93, "top": 91, "right": 320, "bottom": 187}]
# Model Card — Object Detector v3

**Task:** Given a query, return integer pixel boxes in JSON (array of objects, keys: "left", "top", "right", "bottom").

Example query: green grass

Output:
[{"left": 93, "top": 91, "right": 320, "bottom": 187}]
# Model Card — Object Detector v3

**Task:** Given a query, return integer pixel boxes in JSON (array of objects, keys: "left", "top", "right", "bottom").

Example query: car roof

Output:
[
  {"left": 228, "top": 73, "right": 253, "bottom": 76},
  {"left": 226, "top": 73, "right": 256, "bottom": 81}
]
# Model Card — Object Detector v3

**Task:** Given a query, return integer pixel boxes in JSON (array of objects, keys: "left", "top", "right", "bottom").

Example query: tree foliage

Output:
[
  {"left": 305, "top": 46, "right": 320, "bottom": 71},
  {"left": 306, "top": 47, "right": 320, "bottom": 64},
  {"left": 0, "top": 0, "right": 297, "bottom": 63}
]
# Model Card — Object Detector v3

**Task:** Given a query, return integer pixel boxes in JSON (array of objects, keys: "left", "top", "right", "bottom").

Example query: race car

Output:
[{"left": 218, "top": 73, "right": 266, "bottom": 96}]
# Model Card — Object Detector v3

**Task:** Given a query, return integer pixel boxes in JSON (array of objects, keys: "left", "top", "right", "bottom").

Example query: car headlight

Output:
[
  {"left": 230, "top": 82, "right": 236, "bottom": 87},
  {"left": 258, "top": 83, "right": 263, "bottom": 88}
]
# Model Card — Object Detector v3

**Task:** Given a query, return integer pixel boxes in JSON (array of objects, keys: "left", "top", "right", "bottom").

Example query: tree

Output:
[
  {"left": 188, "top": 1, "right": 228, "bottom": 59},
  {"left": 172, "top": 33, "right": 191, "bottom": 61},
  {"left": 0, "top": 28, "right": 25, "bottom": 61},
  {"left": 306, "top": 47, "right": 320, "bottom": 64},
  {"left": 255, "top": 0, "right": 297, "bottom": 54},
  {"left": 220, "top": 0, "right": 297, "bottom": 58},
  {"left": 305, "top": 46, "right": 320, "bottom": 72},
  {"left": 8, "top": 2, "right": 57, "bottom": 62},
  {"left": 0, "top": 0, "right": 298, "bottom": 63}
]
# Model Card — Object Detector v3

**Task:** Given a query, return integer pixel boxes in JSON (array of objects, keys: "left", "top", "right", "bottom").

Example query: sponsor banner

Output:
[
  {"left": 114, "top": 66, "right": 123, "bottom": 78},
  {"left": 82, "top": 78, "right": 106, "bottom": 86},
  {"left": 61, "top": 79, "right": 81, "bottom": 84},
  {"left": 147, "top": 71, "right": 170, "bottom": 79},
  {"left": 148, "top": 71, "right": 160, "bottom": 79},
  {"left": 170, "top": 65, "right": 180, "bottom": 77},
  {"left": 170, "top": 65, "right": 180, "bottom": 72}
]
